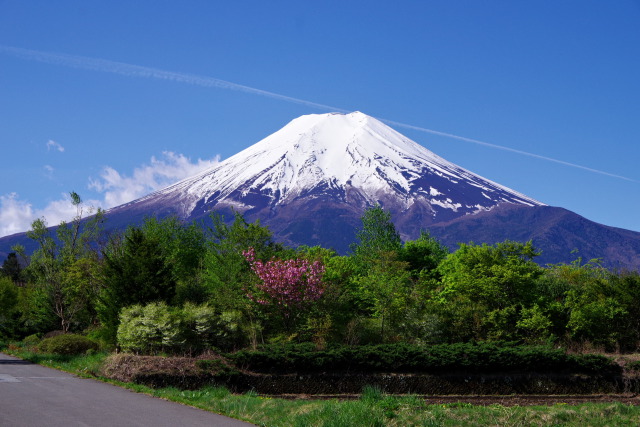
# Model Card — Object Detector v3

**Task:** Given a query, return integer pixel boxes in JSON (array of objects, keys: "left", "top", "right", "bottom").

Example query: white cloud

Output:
[
  {"left": 88, "top": 151, "right": 220, "bottom": 208},
  {"left": 0, "top": 192, "right": 84, "bottom": 238},
  {"left": 43, "top": 165, "right": 54, "bottom": 179},
  {"left": 0, "top": 193, "right": 35, "bottom": 237},
  {"left": 0, "top": 151, "right": 219, "bottom": 238},
  {"left": 46, "top": 140, "right": 65, "bottom": 152}
]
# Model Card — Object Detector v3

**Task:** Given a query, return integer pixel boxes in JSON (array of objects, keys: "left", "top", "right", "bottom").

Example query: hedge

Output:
[{"left": 227, "top": 342, "right": 616, "bottom": 375}]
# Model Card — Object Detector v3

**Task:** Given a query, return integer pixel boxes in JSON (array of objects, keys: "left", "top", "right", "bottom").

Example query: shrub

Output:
[
  {"left": 38, "top": 334, "right": 99, "bottom": 355},
  {"left": 22, "top": 334, "right": 41, "bottom": 347},
  {"left": 117, "top": 302, "right": 243, "bottom": 355},
  {"left": 195, "top": 358, "right": 239, "bottom": 376},
  {"left": 227, "top": 342, "right": 617, "bottom": 375},
  {"left": 117, "top": 303, "right": 182, "bottom": 354},
  {"left": 181, "top": 304, "right": 241, "bottom": 352}
]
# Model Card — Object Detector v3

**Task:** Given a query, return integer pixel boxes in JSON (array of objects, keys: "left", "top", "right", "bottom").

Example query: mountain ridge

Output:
[
  {"left": 119, "top": 111, "right": 542, "bottom": 222},
  {"left": 1, "top": 111, "right": 638, "bottom": 270}
]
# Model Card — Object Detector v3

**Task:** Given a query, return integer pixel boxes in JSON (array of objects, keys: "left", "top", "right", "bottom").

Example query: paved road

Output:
[{"left": 0, "top": 353, "right": 254, "bottom": 426}]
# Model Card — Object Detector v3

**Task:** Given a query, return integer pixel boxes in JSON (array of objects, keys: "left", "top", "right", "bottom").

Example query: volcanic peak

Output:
[{"left": 143, "top": 111, "right": 543, "bottom": 220}]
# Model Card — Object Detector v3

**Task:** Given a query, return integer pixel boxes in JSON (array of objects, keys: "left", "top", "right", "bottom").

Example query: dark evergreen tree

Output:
[
  {"left": 99, "top": 226, "right": 176, "bottom": 343},
  {"left": 1, "top": 252, "right": 22, "bottom": 285}
]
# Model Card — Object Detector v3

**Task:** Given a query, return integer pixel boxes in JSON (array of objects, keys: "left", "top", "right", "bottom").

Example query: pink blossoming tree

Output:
[{"left": 242, "top": 247, "right": 326, "bottom": 314}]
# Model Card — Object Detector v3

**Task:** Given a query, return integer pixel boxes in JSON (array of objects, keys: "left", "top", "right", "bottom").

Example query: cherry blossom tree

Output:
[{"left": 243, "top": 247, "right": 326, "bottom": 312}]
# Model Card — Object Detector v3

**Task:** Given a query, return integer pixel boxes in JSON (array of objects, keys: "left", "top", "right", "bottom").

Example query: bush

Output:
[
  {"left": 117, "top": 302, "right": 242, "bottom": 355},
  {"left": 38, "top": 334, "right": 99, "bottom": 355},
  {"left": 195, "top": 358, "right": 239, "bottom": 376},
  {"left": 22, "top": 334, "right": 41, "bottom": 347},
  {"left": 117, "top": 303, "right": 182, "bottom": 354},
  {"left": 227, "top": 342, "right": 617, "bottom": 375}
]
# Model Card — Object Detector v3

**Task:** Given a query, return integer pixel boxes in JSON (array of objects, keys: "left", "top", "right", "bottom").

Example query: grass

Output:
[{"left": 3, "top": 342, "right": 640, "bottom": 426}]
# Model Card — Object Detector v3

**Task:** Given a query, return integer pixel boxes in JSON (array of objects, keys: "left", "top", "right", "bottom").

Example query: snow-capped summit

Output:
[
  {"left": 136, "top": 111, "right": 543, "bottom": 224},
  {"left": 4, "top": 111, "right": 640, "bottom": 268}
]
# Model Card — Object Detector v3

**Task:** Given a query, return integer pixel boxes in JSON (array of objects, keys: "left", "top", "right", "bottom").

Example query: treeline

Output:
[{"left": 1, "top": 193, "right": 639, "bottom": 353}]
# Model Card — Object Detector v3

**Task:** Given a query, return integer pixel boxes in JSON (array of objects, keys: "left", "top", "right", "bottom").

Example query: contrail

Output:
[
  {"left": 381, "top": 119, "right": 638, "bottom": 182},
  {"left": 0, "top": 45, "right": 349, "bottom": 113},
  {"left": 1, "top": 45, "right": 636, "bottom": 183}
]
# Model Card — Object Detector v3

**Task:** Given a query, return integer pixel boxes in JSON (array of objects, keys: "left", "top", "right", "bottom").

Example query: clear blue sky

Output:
[{"left": 1, "top": 1, "right": 639, "bottom": 237}]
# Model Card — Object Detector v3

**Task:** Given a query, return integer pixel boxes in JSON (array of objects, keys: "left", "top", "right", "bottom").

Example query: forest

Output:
[{"left": 1, "top": 192, "right": 639, "bottom": 355}]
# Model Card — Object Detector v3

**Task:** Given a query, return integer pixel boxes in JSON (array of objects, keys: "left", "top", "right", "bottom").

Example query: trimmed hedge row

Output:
[{"left": 227, "top": 342, "right": 616, "bottom": 375}]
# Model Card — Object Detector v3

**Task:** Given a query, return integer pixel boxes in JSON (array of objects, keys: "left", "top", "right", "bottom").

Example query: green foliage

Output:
[
  {"left": 22, "top": 333, "right": 41, "bottom": 347},
  {"left": 0, "top": 276, "right": 20, "bottom": 338},
  {"left": 117, "top": 302, "right": 246, "bottom": 354},
  {"left": 117, "top": 302, "right": 183, "bottom": 354},
  {"left": 435, "top": 240, "right": 543, "bottom": 341},
  {"left": 139, "top": 216, "right": 207, "bottom": 304},
  {"left": 1, "top": 252, "right": 23, "bottom": 285},
  {"left": 544, "top": 261, "right": 640, "bottom": 351},
  {"left": 351, "top": 205, "right": 401, "bottom": 267},
  {"left": 10, "top": 197, "right": 640, "bottom": 356},
  {"left": 181, "top": 303, "right": 246, "bottom": 352},
  {"left": 515, "top": 304, "right": 554, "bottom": 344},
  {"left": 400, "top": 230, "right": 449, "bottom": 280},
  {"left": 142, "top": 217, "right": 205, "bottom": 278},
  {"left": 352, "top": 251, "right": 411, "bottom": 341},
  {"left": 228, "top": 342, "right": 615, "bottom": 375},
  {"left": 202, "top": 212, "right": 284, "bottom": 311},
  {"left": 19, "top": 193, "right": 104, "bottom": 334},
  {"left": 38, "top": 333, "right": 99, "bottom": 355},
  {"left": 0, "top": 276, "right": 18, "bottom": 316},
  {"left": 99, "top": 221, "right": 178, "bottom": 343}
]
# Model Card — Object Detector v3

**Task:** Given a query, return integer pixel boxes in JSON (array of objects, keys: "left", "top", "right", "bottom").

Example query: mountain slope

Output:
[
  {"left": 1, "top": 111, "right": 638, "bottom": 270},
  {"left": 427, "top": 204, "right": 640, "bottom": 270},
  {"left": 110, "top": 112, "right": 542, "bottom": 223}
]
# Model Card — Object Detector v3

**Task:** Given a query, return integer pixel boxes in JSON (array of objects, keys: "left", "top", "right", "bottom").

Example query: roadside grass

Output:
[
  {"left": 3, "top": 343, "right": 640, "bottom": 426},
  {"left": 2, "top": 346, "right": 108, "bottom": 378}
]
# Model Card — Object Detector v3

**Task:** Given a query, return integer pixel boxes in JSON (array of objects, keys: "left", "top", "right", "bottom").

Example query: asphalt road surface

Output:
[{"left": 0, "top": 353, "right": 254, "bottom": 426}]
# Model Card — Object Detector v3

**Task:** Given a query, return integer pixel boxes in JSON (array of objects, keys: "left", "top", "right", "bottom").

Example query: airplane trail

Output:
[{"left": 1, "top": 45, "right": 636, "bottom": 183}]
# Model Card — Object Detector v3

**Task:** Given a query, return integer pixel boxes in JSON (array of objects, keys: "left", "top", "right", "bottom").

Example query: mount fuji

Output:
[
  {"left": 117, "top": 111, "right": 540, "bottom": 220},
  {"left": 2, "top": 112, "right": 639, "bottom": 269}
]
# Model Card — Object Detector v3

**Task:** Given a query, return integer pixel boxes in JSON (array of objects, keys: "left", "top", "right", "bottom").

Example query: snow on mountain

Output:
[
  {"left": 132, "top": 111, "right": 543, "bottom": 222},
  {"left": 4, "top": 111, "right": 640, "bottom": 269}
]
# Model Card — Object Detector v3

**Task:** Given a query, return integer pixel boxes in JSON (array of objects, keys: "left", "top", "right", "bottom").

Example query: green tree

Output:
[
  {"left": 400, "top": 231, "right": 449, "bottom": 277},
  {"left": 140, "top": 216, "right": 207, "bottom": 304},
  {"left": 99, "top": 224, "right": 177, "bottom": 343},
  {"left": 202, "top": 212, "right": 284, "bottom": 311},
  {"left": 1, "top": 253, "right": 23, "bottom": 285},
  {"left": 353, "top": 251, "right": 411, "bottom": 342},
  {"left": 201, "top": 212, "right": 290, "bottom": 347},
  {"left": 21, "top": 192, "right": 104, "bottom": 332},
  {"left": 435, "top": 240, "right": 543, "bottom": 341},
  {"left": 139, "top": 216, "right": 206, "bottom": 284},
  {"left": 546, "top": 258, "right": 633, "bottom": 350},
  {"left": 400, "top": 230, "right": 449, "bottom": 301},
  {"left": 0, "top": 276, "right": 18, "bottom": 338},
  {"left": 350, "top": 205, "right": 402, "bottom": 277},
  {"left": 351, "top": 205, "right": 401, "bottom": 256}
]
